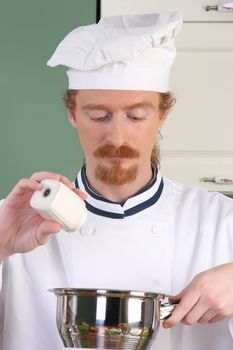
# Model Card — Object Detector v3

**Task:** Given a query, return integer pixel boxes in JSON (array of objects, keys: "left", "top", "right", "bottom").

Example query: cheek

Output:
[
  {"left": 135, "top": 124, "right": 158, "bottom": 149},
  {"left": 76, "top": 124, "right": 103, "bottom": 154}
]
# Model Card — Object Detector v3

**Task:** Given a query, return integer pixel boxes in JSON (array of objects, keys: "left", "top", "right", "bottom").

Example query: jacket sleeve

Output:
[
  {"left": 227, "top": 198, "right": 233, "bottom": 339},
  {"left": 229, "top": 318, "right": 233, "bottom": 338}
]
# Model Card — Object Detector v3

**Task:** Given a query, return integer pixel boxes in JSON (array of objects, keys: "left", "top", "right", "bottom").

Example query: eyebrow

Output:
[{"left": 81, "top": 101, "right": 155, "bottom": 111}]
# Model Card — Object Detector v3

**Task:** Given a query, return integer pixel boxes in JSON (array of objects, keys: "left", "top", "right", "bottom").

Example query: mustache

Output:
[{"left": 93, "top": 144, "right": 140, "bottom": 159}]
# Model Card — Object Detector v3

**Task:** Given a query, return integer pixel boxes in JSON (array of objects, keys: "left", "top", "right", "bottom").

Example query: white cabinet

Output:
[
  {"left": 101, "top": 0, "right": 233, "bottom": 21},
  {"left": 161, "top": 22, "right": 233, "bottom": 193},
  {"left": 101, "top": 0, "right": 233, "bottom": 193}
]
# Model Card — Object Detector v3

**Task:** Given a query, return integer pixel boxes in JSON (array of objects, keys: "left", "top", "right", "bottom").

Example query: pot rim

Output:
[{"left": 48, "top": 288, "right": 162, "bottom": 299}]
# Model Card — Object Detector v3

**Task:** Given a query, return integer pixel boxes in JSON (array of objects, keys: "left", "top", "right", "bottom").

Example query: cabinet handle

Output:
[
  {"left": 205, "top": 2, "right": 233, "bottom": 11},
  {"left": 200, "top": 177, "right": 233, "bottom": 184}
]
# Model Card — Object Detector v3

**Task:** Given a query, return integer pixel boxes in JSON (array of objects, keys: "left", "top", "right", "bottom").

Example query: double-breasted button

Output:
[
  {"left": 79, "top": 225, "right": 96, "bottom": 237},
  {"left": 151, "top": 224, "right": 160, "bottom": 237},
  {"left": 151, "top": 222, "right": 169, "bottom": 237}
]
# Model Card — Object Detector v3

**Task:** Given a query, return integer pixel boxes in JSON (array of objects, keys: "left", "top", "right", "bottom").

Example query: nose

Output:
[{"left": 105, "top": 116, "right": 129, "bottom": 147}]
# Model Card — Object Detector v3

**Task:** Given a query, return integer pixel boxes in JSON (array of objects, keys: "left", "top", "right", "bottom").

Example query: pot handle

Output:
[{"left": 159, "top": 295, "right": 179, "bottom": 320}]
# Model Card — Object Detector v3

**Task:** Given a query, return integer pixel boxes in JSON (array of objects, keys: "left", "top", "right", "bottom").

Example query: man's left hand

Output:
[{"left": 163, "top": 263, "right": 233, "bottom": 328}]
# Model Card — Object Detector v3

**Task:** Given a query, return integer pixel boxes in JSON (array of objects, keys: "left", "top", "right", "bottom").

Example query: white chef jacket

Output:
[{"left": 0, "top": 166, "right": 233, "bottom": 350}]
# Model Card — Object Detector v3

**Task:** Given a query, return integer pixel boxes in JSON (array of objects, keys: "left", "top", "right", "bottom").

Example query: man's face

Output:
[{"left": 68, "top": 90, "right": 167, "bottom": 185}]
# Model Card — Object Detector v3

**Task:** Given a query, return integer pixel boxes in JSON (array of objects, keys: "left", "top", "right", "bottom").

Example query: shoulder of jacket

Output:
[{"left": 163, "top": 176, "right": 233, "bottom": 209}]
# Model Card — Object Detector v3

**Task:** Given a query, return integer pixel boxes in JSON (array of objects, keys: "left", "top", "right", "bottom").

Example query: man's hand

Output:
[
  {"left": 0, "top": 171, "right": 87, "bottom": 260},
  {"left": 163, "top": 263, "right": 233, "bottom": 328}
]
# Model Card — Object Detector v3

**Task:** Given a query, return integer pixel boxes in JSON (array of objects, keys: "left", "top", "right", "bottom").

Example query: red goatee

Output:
[{"left": 93, "top": 144, "right": 140, "bottom": 186}]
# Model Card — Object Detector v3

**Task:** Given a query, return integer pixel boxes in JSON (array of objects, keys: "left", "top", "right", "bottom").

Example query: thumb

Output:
[
  {"left": 168, "top": 287, "right": 187, "bottom": 302},
  {"left": 36, "top": 220, "right": 61, "bottom": 246}
]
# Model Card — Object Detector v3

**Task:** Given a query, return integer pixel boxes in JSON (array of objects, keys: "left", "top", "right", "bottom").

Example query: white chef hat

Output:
[{"left": 47, "top": 10, "right": 182, "bottom": 92}]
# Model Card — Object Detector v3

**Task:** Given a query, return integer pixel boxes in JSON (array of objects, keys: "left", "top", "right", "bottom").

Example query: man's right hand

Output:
[{"left": 0, "top": 171, "right": 87, "bottom": 261}]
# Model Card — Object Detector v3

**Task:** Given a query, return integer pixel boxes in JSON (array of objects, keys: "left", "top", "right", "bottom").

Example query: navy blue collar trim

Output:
[
  {"left": 75, "top": 166, "right": 164, "bottom": 219},
  {"left": 75, "top": 165, "right": 158, "bottom": 204},
  {"left": 82, "top": 178, "right": 164, "bottom": 219}
]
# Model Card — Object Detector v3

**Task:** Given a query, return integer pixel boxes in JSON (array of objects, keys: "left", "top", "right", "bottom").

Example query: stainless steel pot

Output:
[{"left": 49, "top": 288, "right": 176, "bottom": 349}]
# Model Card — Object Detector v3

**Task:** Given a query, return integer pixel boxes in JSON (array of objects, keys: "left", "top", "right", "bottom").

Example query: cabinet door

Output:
[
  {"left": 101, "top": 0, "right": 233, "bottom": 21},
  {"left": 161, "top": 23, "right": 233, "bottom": 193},
  {"left": 101, "top": 0, "right": 233, "bottom": 193}
]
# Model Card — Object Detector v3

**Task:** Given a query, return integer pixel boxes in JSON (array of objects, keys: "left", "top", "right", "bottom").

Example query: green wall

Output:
[{"left": 0, "top": 0, "right": 96, "bottom": 197}]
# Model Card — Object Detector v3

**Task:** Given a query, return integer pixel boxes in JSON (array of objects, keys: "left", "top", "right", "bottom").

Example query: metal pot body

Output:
[{"left": 49, "top": 288, "right": 164, "bottom": 350}]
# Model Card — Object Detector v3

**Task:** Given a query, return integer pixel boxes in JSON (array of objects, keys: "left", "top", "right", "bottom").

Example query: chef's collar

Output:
[{"left": 75, "top": 165, "right": 164, "bottom": 219}]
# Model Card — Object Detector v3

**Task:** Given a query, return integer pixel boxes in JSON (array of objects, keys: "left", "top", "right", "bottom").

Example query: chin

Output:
[{"left": 95, "top": 162, "right": 139, "bottom": 186}]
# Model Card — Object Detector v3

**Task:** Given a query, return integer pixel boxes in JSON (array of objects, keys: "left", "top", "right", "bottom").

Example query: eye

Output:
[
  {"left": 88, "top": 111, "right": 111, "bottom": 122},
  {"left": 127, "top": 115, "right": 143, "bottom": 121},
  {"left": 126, "top": 108, "right": 147, "bottom": 121}
]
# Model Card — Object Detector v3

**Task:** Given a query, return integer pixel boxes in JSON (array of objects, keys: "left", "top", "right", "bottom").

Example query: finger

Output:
[
  {"left": 180, "top": 295, "right": 213, "bottom": 325},
  {"left": 199, "top": 302, "right": 229, "bottom": 324},
  {"left": 36, "top": 220, "right": 61, "bottom": 246},
  {"left": 9, "top": 179, "right": 43, "bottom": 197},
  {"left": 11, "top": 174, "right": 87, "bottom": 201},
  {"left": 208, "top": 315, "right": 226, "bottom": 324},
  {"left": 72, "top": 188, "right": 88, "bottom": 200},
  {"left": 30, "top": 172, "right": 74, "bottom": 189},
  {"left": 184, "top": 293, "right": 229, "bottom": 325},
  {"left": 181, "top": 302, "right": 214, "bottom": 325},
  {"left": 197, "top": 308, "right": 217, "bottom": 324},
  {"left": 168, "top": 285, "right": 190, "bottom": 302},
  {"left": 163, "top": 290, "right": 200, "bottom": 328},
  {"left": 169, "top": 294, "right": 183, "bottom": 302}
]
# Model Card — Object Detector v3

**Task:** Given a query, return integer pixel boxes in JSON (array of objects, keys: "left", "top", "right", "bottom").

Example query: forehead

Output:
[{"left": 75, "top": 90, "right": 161, "bottom": 110}]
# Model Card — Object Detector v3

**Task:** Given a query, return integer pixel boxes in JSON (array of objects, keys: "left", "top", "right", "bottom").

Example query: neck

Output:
[{"left": 84, "top": 162, "right": 154, "bottom": 202}]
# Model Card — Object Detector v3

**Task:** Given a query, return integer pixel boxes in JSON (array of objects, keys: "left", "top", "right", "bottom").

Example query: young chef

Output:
[{"left": 0, "top": 10, "right": 233, "bottom": 350}]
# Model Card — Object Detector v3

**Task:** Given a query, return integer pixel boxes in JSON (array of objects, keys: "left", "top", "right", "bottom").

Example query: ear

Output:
[
  {"left": 159, "top": 110, "right": 169, "bottom": 128},
  {"left": 67, "top": 109, "right": 77, "bottom": 128},
  {"left": 158, "top": 92, "right": 174, "bottom": 127}
]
